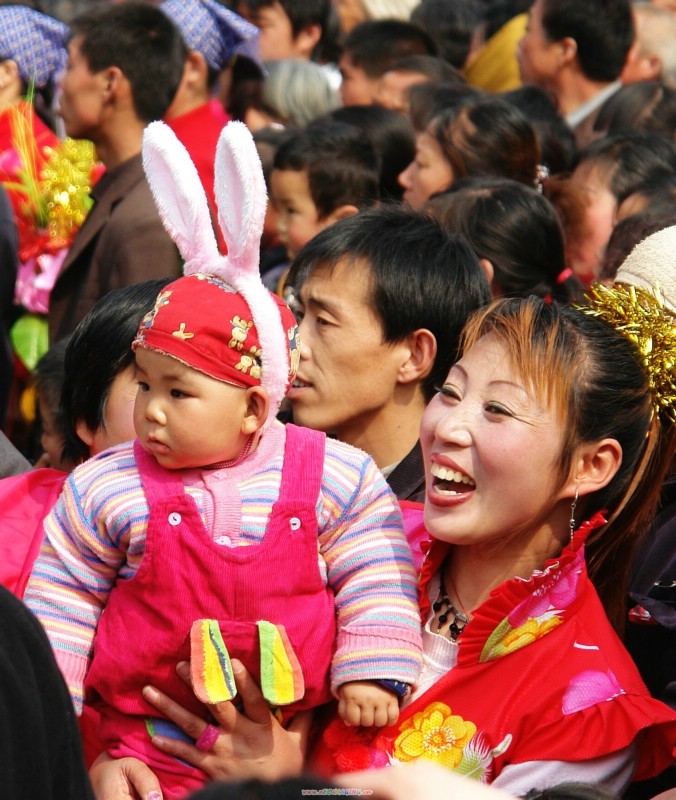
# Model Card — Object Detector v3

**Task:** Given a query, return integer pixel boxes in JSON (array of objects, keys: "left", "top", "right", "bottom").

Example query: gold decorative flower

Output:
[{"left": 394, "top": 702, "right": 477, "bottom": 769}]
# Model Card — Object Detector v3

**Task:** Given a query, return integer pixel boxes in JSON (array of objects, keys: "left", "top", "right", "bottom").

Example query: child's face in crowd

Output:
[
  {"left": 57, "top": 35, "right": 107, "bottom": 140},
  {"left": 133, "top": 348, "right": 256, "bottom": 470},
  {"left": 77, "top": 365, "right": 138, "bottom": 457},
  {"left": 288, "top": 258, "right": 414, "bottom": 444},
  {"left": 38, "top": 396, "right": 69, "bottom": 472},
  {"left": 270, "top": 168, "right": 327, "bottom": 260},
  {"left": 399, "top": 129, "right": 455, "bottom": 211},
  {"left": 239, "top": 0, "right": 304, "bottom": 61},
  {"left": 338, "top": 53, "right": 379, "bottom": 106}
]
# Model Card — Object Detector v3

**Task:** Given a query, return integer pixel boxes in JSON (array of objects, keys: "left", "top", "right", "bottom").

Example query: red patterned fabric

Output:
[{"left": 311, "top": 516, "right": 676, "bottom": 783}]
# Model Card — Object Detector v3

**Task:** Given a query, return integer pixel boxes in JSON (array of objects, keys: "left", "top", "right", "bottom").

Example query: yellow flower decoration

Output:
[
  {"left": 394, "top": 702, "right": 477, "bottom": 769},
  {"left": 501, "top": 616, "right": 562, "bottom": 654},
  {"left": 480, "top": 614, "right": 563, "bottom": 662}
]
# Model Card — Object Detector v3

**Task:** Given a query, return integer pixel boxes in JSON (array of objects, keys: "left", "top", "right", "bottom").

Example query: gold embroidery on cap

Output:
[{"left": 172, "top": 323, "right": 194, "bottom": 340}]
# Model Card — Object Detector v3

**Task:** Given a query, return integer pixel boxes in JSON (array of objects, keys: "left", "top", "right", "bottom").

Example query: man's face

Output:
[
  {"left": 517, "top": 0, "right": 560, "bottom": 92},
  {"left": 287, "top": 259, "right": 412, "bottom": 445},
  {"left": 57, "top": 36, "right": 107, "bottom": 141}
]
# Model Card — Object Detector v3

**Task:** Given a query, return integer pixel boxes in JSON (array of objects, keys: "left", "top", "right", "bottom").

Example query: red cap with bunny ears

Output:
[
  {"left": 133, "top": 273, "right": 299, "bottom": 392},
  {"left": 138, "top": 120, "right": 299, "bottom": 427}
]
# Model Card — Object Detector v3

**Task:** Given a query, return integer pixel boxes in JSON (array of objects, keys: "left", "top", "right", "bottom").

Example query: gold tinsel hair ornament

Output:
[{"left": 579, "top": 282, "right": 676, "bottom": 424}]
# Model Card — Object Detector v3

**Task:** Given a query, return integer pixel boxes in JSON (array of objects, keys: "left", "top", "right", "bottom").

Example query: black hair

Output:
[
  {"left": 35, "top": 336, "right": 71, "bottom": 456},
  {"left": 342, "top": 19, "right": 437, "bottom": 78},
  {"left": 594, "top": 81, "right": 676, "bottom": 140},
  {"left": 273, "top": 121, "right": 379, "bottom": 216},
  {"left": 287, "top": 205, "right": 491, "bottom": 400},
  {"left": 574, "top": 131, "right": 676, "bottom": 205},
  {"left": 430, "top": 95, "right": 541, "bottom": 186},
  {"left": 312, "top": 105, "right": 416, "bottom": 203},
  {"left": 619, "top": 169, "right": 676, "bottom": 218},
  {"left": 242, "top": 0, "right": 329, "bottom": 36},
  {"left": 69, "top": 2, "right": 187, "bottom": 123},
  {"left": 384, "top": 55, "right": 465, "bottom": 86},
  {"left": 61, "top": 278, "right": 173, "bottom": 464},
  {"left": 540, "top": 0, "right": 634, "bottom": 83},
  {"left": 600, "top": 211, "right": 676, "bottom": 283},
  {"left": 408, "top": 82, "right": 483, "bottom": 132},
  {"left": 241, "top": 0, "right": 338, "bottom": 63},
  {"left": 428, "top": 177, "right": 584, "bottom": 305},
  {"left": 502, "top": 85, "right": 578, "bottom": 174},
  {"left": 410, "top": 0, "right": 485, "bottom": 69}
]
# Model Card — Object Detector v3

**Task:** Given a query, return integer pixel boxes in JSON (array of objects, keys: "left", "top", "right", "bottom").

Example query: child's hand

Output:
[{"left": 337, "top": 680, "right": 400, "bottom": 727}]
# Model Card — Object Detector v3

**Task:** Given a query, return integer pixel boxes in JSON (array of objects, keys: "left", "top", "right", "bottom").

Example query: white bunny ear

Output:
[
  {"left": 214, "top": 120, "right": 267, "bottom": 277},
  {"left": 142, "top": 121, "right": 221, "bottom": 273}
]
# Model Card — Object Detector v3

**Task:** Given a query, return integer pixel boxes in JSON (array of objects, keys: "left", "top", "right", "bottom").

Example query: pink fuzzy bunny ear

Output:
[
  {"left": 214, "top": 120, "right": 267, "bottom": 279},
  {"left": 142, "top": 120, "right": 222, "bottom": 274},
  {"left": 213, "top": 120, "right": 290, "bottom": 429}
]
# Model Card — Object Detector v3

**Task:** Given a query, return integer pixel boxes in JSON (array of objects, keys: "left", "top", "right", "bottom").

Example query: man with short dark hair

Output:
[
  {"left": 517, "top": 0, "right": 635, "bottom": 147},
  {"left": 286, "top": 205, "right": 491, "bottom": 503},
  {"left": 48, "top": 3, "right": 186, "bottom": 343},
  {"left": 339, "top": 19, "right": 437, "bottom": 106}
]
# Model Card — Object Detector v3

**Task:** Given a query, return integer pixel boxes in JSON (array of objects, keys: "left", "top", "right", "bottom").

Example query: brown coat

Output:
[{"left": 48, "top": 154, "right": 180, "bottom": 343}]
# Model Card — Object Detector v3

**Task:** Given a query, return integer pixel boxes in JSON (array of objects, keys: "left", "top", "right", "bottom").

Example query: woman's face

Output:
[
  {"left": 420, "top": 334, "right": 573, "bottom": 549},
  {"left": 398, "top": 129, "right": 455, "bottom": 211}
]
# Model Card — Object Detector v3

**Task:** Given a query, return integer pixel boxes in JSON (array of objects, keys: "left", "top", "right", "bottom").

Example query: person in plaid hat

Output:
[
  {"left": 26, "top": 121, "right": 422, "bottom": 799},
  {"left": 0, "top": 5, "right": 66, "bottom": 255}
]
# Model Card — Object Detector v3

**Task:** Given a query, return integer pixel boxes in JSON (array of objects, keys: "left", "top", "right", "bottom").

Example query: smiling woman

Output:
[{"left": 309, "top": 292, "right": 676, "bottom": 792}]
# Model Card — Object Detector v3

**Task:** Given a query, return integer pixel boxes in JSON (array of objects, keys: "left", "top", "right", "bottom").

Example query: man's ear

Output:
[
  {"left": 562, "top": 438, "right": 623, "bottom": 499},
  {"left": 558, "top": 36, "right": 578, "bottom": 68},
  {"left": 102, "top": 65, "right": 126, "bottom": 101},
  {"left": 294, "top": 23, "right": 322, "bottom": 59},
  {"left": 242, "top": 386, "right": 270, "bottom": 434},
  {"left": 397, "top": 328, "right": 437, "bottom": 385},
  {"left": 0, "top": 58, "right": 19, "bottom": 84}
]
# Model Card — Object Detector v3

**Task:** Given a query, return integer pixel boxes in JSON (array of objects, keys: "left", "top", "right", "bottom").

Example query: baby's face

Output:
[{"left": 133, "top": 348, "right": 254, "bottom": 470}]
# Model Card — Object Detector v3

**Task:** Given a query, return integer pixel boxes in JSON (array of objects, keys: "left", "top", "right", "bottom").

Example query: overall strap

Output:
[
  {"left": 134, "top": 439, "right": 185, "bottom": 503},
  {"left": 279, "top": 424, "right": 326, "bottom": 505}
]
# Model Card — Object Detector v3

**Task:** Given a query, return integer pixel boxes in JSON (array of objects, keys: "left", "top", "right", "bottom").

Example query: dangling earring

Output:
[{"left": 569, "top": 486, "right": 579, "bottom": 543}]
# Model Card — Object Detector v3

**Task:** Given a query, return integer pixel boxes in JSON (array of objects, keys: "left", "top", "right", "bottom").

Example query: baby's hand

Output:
[{"left": 337, "top": 680, "right": 400, "bottom": 727}]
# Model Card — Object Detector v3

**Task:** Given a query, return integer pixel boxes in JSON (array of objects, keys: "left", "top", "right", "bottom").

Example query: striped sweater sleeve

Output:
[
  {"left": 318, "top": 439, "right": 423, "bottom": 694},
  {"left": 24, "top": 445, "right": 146, "bottom": 713}
]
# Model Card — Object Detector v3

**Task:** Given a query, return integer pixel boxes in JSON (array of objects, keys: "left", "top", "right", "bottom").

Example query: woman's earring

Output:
[{"left": 569, "top": 486, "right": 579, "bottom": 542}]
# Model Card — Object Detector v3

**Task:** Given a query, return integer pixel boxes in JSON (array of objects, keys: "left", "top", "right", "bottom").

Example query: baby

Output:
[{"left": 25, "top": 121, "right": 422, "bottom": 799}]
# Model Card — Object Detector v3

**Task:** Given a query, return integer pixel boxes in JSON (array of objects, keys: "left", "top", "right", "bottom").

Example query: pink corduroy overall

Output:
[{"left": 84, "top": 424, "right": 335, "bottom": 799}]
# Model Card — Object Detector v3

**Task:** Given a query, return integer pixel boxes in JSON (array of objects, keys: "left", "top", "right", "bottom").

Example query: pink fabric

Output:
[
  {"left": 84, "top": 425, "right": 335, "bottom": 800},
  {"left": 0, "top": 468, "right": 66, "bottom": 597}
]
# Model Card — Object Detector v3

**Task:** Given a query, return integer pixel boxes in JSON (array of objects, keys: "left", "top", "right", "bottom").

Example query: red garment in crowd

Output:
[
  {"left": 312, "top": 516, "right": 676, "bottom": 784},
  {"left": 166, "top": 99, "right": 231, "bottom": 254}
]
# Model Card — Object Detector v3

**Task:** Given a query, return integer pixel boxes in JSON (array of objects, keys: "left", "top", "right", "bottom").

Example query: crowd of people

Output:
[{"left": 0, "top": 1, "right": 674, "bottom": 799}]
